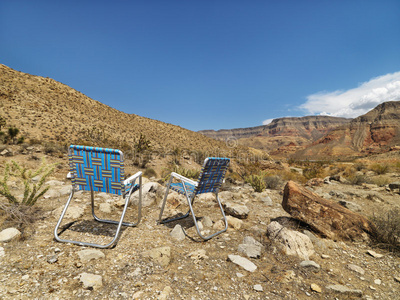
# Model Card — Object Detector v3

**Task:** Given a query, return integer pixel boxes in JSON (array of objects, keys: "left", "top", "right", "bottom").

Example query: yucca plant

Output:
[{"left": 0, "top": 159, "right": 57, "bottom": 206}]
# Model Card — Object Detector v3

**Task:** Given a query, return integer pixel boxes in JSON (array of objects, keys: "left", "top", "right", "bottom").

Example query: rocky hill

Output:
[
  {"left": 292, "top": 101, "right": 400, "bottom": 160},
  {"left": 200, "top": 116, "right": 351, "bottom": 153},
  {"left": 0, "top": 64, "right": 233, "bottom": 155}
]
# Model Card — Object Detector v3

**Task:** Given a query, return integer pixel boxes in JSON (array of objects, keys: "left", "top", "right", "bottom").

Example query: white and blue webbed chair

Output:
[
  {"left": 159, "top": 157, "right": 230, "bottom": 240},
  {"left": 54, "top": 145, "right": 142, "bottom": 248}
]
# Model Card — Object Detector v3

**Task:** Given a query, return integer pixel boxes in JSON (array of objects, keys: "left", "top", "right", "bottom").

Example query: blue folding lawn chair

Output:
[
  {"left": 54, "top": 145, "right": 142, "bottom": 248},
  {"left": 159, "top": 157, "right": 230, "bottom": 240}
]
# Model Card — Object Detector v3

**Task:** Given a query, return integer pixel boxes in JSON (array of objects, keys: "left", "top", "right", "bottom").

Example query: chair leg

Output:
[
  {"left": 92, "top": 175, "right": 142, "bottom": 227},
  {"left": 187, "top": 193, "right": 228, "bottom": 240},
  {"left": 159, "top": 176, "right": 189, "bottom": 223},
  {"left": 54, "top": 181, "right": 142, "bottom": 248}
]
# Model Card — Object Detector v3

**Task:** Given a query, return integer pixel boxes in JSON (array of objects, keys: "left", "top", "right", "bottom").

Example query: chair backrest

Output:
[
  {"left": 194, "top": 157, "right": 230, "bottom": 195},
  {"left": 69, "top": 145, "right": 125, "bottom": 195}
]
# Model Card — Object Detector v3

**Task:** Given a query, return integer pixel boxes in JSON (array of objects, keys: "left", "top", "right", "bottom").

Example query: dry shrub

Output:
[
  {"left": 279, "top": 170, "right": 307, "bottom": 184},
  {"left": 369, "top": 163, "right": 389, "bottom": 175},
  {"left": 144, "top": 168, "right": 157, "bottom": 179},
  {"left": 264, "top": 175, "right": 282, "bottom": 190},
  {"left": 371, "top": 207, "right": 400, "bottom": 253},
  {"left": 371, "top": 175, "right": 391, "bottom": 187},
  {"left": 347, "top": 174, "right": 369, "bottom": 185}
]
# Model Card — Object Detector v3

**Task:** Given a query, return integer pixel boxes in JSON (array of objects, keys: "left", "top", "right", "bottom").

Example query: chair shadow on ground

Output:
[{"left": 57, "top": 219, "right": 128, "bottom": 238}]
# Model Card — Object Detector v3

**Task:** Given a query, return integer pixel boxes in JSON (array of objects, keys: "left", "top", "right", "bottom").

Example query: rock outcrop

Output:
[{"left": 282, "top": 181, "right": 376, "bottom": 241}]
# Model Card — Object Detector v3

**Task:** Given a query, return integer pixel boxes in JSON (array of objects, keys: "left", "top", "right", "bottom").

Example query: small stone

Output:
[
  {"left": 254, "top": 284, "right": 263, "bottom": 291},
  {"left": 347, "top": 264, "right": 365, "bottom": 275},
  {"left": 226, "top": 216, "right": 243, "bottom": 230},
  {"left": 236, "top": 273, "right": 245, "bottom": 278},
  {"left": 374, "top": 279, "right": 382, "bottom": 285},
  {"left": 78, "top": 249, "right": 105, "bottom": 263},
  {"left": 299, "top": 260, "right": 320, "bottom": 271},
  {"left": 394, "top": 276, "right": 400, "bottom": 283},
  {"left": 47, "top": 255, "right": 58, "bottom": 264},
  {"left": 79, "top": 272, "right": 103, "bottom": 290},
  {"left": 0, "top": 228, "right": 21, "bottom": 242},
  {"left": 326, "top": 284, "right": 363, "bottom": 297},
  {"left": 21, "top": 275, "right": 29, "bottom": 281},
  {"left": 170, "top": 224, "right": 185, "bottom": 241},
  {"left": 0, "top": 247, "right": 5, "bottom": 257},
  {"left": 367, "top": 250, "right": 384, "bottom": 258},
  {"left": 238, "top": 243, "right": 261, "bottom": 259},
  {"left": 310, "top": 283, "right": 321, "bottom": 293},
  {"left": 202, "top": 216, "right": 213, "bottom": 228},
  {"left": 228, "top": 254, "right": 257, "bottom": 272},
  {"left": 99, "top": 202, "right": 112, "bottom": 214},
  {"left": 321, "top": 254, "right": 330, "bottom": 259}
]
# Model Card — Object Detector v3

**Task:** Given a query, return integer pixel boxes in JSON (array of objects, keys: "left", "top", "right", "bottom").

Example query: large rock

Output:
[
  {"left": 267, "top": 221, "right": 314, "bottom": 260},
  {"left": 282, "top": 181, "right": 375, "bottom": 241}
]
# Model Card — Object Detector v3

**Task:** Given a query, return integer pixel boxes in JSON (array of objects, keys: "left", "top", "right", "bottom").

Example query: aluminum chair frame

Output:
[
  {"left": 159, "top": 157, "right": 230, "bottom": 240},
  {"left": 54, "top": 145, "right": 142, "bottom": 248}
]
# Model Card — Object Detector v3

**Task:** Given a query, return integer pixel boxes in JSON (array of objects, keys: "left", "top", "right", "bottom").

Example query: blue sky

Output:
[{"left": 1, "top": 1, "right": 400, "bottom": 131}]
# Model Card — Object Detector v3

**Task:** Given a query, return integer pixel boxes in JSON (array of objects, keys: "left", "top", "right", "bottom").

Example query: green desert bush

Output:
[
  {"left": 371, "top": 207, "right": 400, "bottom": 253},
  {"left": 245, "top": 172, "right": 267, "bottom": 192},
  {"left": 0, "top": 159, "right": 57, "bottom": 206}
]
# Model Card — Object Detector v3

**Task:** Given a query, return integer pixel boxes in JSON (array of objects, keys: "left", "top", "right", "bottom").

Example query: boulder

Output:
[
  {"left": 282, "top": 181, "right": 375, "bottom": 241},
  {"left": 131, "top": 182, "right": 162, "bottom": 207},
  {"left": 267, "top": 221, "right": 314, "bottom": 260}
]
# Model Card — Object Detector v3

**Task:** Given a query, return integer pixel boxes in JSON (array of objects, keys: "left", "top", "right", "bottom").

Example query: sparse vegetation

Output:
[
  {"left": 371, "top": 207, "right": 400, "bottom": 253},
  {"left": 369, "top": 163, "right": 389, "bottom": 175},
  {"left": 371, "top": 175, "right": 391, "bottom": 187},
  {"left": 245, "top": 172, "right": 267, "bottom": 192},
  {"left": 161, "top": 164, "right": 200, "bottom": 182},
  {"left": 264, "top": 175, "right": 282, "bottom": 190},
  {"left": 0, "top": 159, "right": 57, "bottom": 206},
  {"left": 144, "top": 168, "right": 157, "bottom": 178},
  {"left": 134, "top": 133, "right": 152, "bottom": 153},
  {"left": 347, "top": 174, "right": 369, "bottom": 185}
]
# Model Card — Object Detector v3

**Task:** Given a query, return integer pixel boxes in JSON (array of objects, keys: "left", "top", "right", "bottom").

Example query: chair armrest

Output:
[
  {"left": 171, "top": 172, "right": 198, "bottom": 186},
  {"left": 124, "top": 171, "right": 143, "bottom": 186}
]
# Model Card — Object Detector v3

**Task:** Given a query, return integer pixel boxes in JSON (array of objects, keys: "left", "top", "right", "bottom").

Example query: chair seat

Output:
[{"left": 170, "top": 182, "right": 195, "bottom": 197}]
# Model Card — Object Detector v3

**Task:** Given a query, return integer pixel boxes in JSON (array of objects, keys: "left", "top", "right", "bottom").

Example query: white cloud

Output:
[
  {"left": 300, "top": 72, "right": 400, "bottom": 118},
  {"left": 262, "top": 118, "right": 273, "bottom": 125}
]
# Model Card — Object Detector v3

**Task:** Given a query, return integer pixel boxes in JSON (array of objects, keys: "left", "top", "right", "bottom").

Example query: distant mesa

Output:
[{"left": 200, "top": 101, "right": 400, "bottom": 159}]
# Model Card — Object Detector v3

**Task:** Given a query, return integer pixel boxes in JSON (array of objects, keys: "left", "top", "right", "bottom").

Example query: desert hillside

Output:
[{"left": 0, "top": 64, "right": 235, "bottom": 156}]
